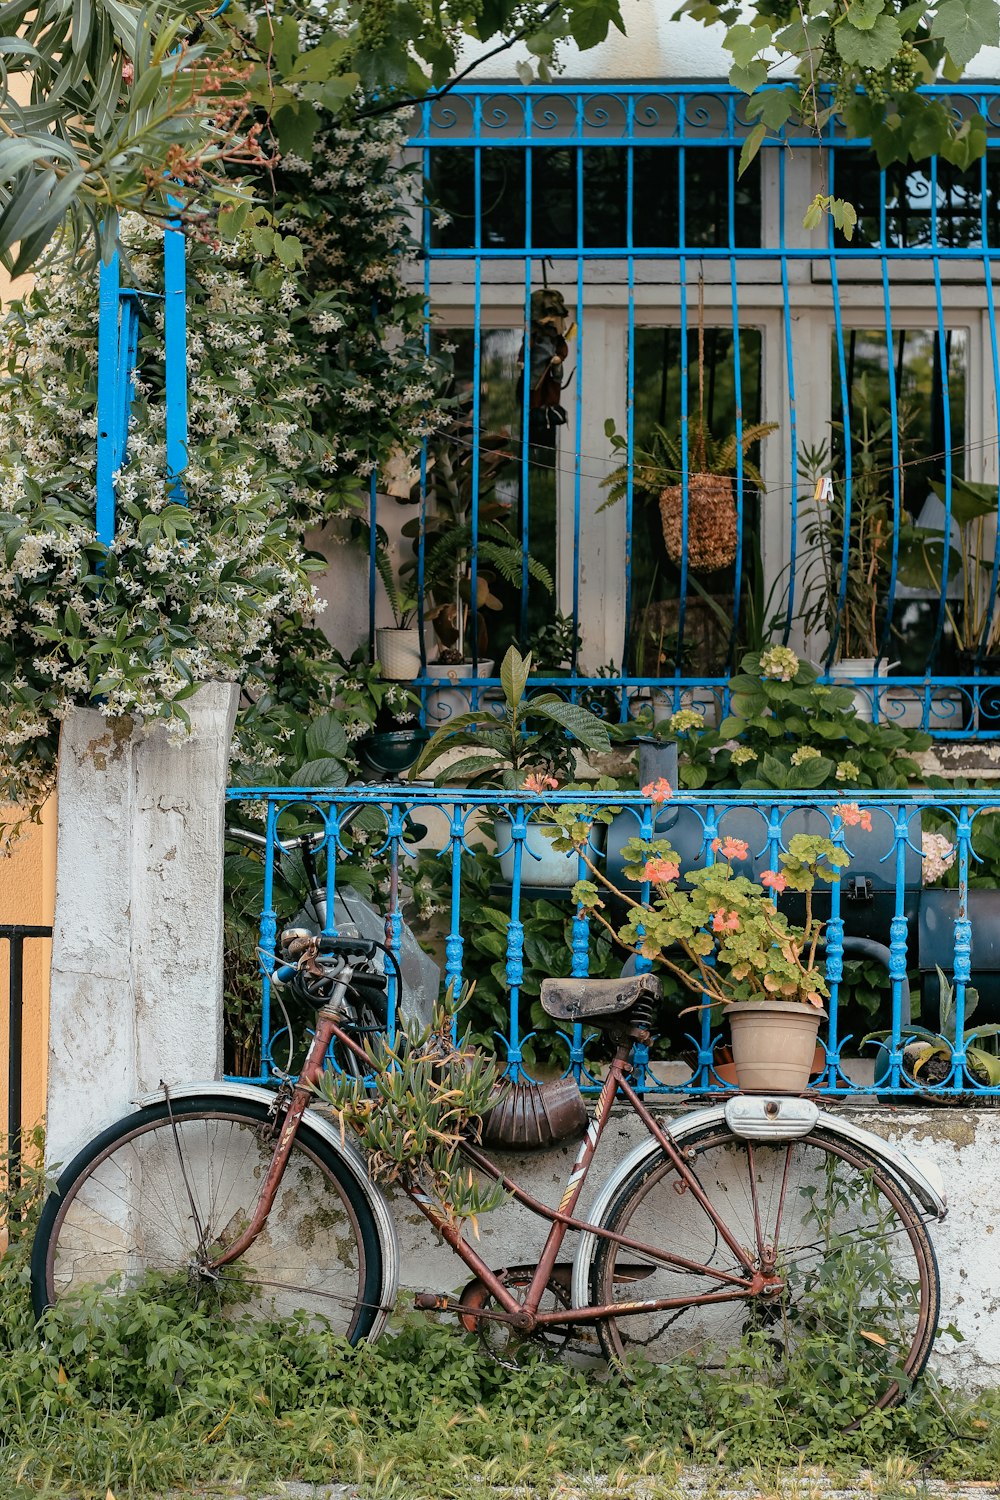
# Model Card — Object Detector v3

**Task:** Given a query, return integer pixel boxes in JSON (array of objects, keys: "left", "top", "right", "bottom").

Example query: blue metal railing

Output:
[
  {"left": 226, "top": 785, "right": 1000, "bottom": 1099},
  {"left": 369, "top": 84, "right": 1000, "bottom": 736}
]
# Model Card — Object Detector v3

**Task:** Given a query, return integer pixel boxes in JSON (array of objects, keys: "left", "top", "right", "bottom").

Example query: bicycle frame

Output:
[{"left": 207, "top": 973, "right": 776, "bottom": 1331}]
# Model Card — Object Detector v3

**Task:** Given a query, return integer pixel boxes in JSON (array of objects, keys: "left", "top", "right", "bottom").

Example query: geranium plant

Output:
[{"left": 552, "top": 786, "right": 853, "bottom": 1011}]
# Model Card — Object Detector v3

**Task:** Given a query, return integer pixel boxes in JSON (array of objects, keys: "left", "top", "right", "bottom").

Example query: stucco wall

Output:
[
  {"left": 457, "top": 0, "right": 1000, "bottom": 81},
  {"left": 385, "top": 1104, "right": 1000, "bottom": 1389}
]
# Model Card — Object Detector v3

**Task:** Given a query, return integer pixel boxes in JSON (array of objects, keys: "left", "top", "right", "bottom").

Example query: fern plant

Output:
[{"left": 599, "top": 414, "right": 777, "bottom": 511}]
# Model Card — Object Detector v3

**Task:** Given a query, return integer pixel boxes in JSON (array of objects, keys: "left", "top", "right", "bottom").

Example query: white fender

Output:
[
  {"left": 570, "top": 1100, "right": 947, "bottom": 1314},
  {"left": 136, "top": 1080, "right": 399, "bottom": 1341}
]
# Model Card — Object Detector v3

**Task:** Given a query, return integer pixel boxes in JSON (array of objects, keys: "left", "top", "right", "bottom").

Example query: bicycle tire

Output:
[
  {"left": 590, "top": 1123, "right": 940, "bottom": 1427},
  {"left": 31, "top": 1095, "right": 385, "bottom": 1341}
]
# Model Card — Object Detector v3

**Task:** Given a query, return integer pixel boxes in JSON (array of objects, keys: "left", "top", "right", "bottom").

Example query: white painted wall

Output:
[
  {"left": 386, "top": 1103, "right": 1000, "bottom": 1389},
  {"left": 46, "top": 684, "right": 238, "bottom": 1167},
  {"left": 458, "top": 0, "right": 1000, "bottom": 81}
]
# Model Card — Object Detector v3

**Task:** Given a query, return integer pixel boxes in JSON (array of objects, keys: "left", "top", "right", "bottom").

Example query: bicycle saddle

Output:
[{"left": 539, "top": 972, "right": 661, "bottom": 1021}]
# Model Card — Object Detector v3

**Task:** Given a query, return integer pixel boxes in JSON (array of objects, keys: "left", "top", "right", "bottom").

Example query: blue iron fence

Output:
[
  {"left": 369, "top": 84, "right": 1000, "bottom": 736},
  {"left": 225, "top": 785, "right": 1000, "bottom": 1099}
]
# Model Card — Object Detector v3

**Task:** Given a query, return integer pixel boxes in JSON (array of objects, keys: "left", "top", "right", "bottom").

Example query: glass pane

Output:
[
  {"left": 425, "top": 327, "right": 558, "bottom": 662},
  {"left": 833, "top": 153, "right": 1000, "bottom": 249},
  {"left": 826, "top": 328, "right": 968, "bottom": 673},
  {"left": 629, "top": 326, "right": 765, "bottom": 676}
]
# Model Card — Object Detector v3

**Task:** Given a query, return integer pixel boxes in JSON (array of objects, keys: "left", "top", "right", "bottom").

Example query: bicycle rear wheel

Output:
[
  {"left": 590, "top": 1124, "right": 939, "bottom": 1427},
  {"left": 31, "top": 1095, "right": 385, "bottom": 1341}
]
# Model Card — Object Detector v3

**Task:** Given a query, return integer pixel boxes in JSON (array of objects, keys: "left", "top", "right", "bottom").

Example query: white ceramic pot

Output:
[
  {"left": 425, "top": 660, "right": 494, "bottom": 725},
  {"left": 494, "top": 819, "right": 606, "bottom": 889},
  {"left": 828, "top": 658, "right": 888, "bottom": 724},
  {"left": 376, "top": 627, "right": 422, "bottom": 681}
]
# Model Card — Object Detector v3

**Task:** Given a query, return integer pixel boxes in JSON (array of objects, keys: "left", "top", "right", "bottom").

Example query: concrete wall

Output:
[
  {"left": 45, "top": 685, "right": 238, "bottom": 1167},
  {"left": 385, "top": 1104, "right": 1000, "bottom": 1389},
  {"left": 457, "top": 0, "right": 1000, "bottom": 81}
]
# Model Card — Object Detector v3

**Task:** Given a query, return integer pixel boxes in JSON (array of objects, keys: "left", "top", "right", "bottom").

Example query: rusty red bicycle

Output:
[{"left": 32, "top": 934, "right": 945, "bottom": 1424}]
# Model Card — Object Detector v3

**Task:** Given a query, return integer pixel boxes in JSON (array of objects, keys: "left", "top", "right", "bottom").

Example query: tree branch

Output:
[{"left": 352, "top": 2, "right": 562, "bottom": 123}]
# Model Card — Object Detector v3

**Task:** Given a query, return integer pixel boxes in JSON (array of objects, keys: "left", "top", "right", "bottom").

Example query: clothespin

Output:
[{"left": 814, "top": 476, "right": 834, "bottom": 502}]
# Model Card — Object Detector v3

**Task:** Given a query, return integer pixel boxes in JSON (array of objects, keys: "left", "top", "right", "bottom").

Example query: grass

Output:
[{"left": 2, "top": 1135, "right": 999, "bottom": 1500}]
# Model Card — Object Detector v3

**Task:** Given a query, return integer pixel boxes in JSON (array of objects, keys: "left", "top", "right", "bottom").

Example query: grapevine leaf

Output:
[
  {"left": 835, "top": 13, "right": 902, "bottom": 69},
  {"left": 848, "top": 0, "right": 885, "bottom": 30},
  {"left": 724, "top": 22, "right": 772, "bottom": 66},
  {"left": 931, "top": 0, "right": 1000, "bottom": 71},
  {"left": 739, "top": 120, "right": 767, "bottom": 176}
]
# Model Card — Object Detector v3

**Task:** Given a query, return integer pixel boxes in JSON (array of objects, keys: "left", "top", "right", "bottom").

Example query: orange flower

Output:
[
  {"left": 760, "top": 870, "right": 787, "bottom": 892},
  {"left": 642, "top": 857, "right": 680, "bottom": 886},
  {"left": 833, "top": 802, "right": 873, "bottom": 832},
  {"left": 711, "top": 836, "right": 750, "bottom": 861},
  {"left": 523, "top": 772, "right": 558, "bottom": 794},
  {"left": 711, "top": 908, "right": 741, "bottom": 934},
  {"left": 641, "top": 777, "right": 672, "bottom": 805}
]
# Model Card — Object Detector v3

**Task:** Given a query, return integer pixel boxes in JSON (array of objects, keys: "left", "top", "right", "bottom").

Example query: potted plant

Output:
[
  {"left": 600, "top": 298, "right": 775, "bottom": 578},
  {"left": 374, "top": 537, "right": 421, "bottom": 682},
  {"left": 866, "top": 968, "right": 1000, "bottom": 1097},
  {"left": 798, "top": 380, "right": 906, "bottom": 717},
  {"left": 322, "top": 647, "right": 425, "bottom": 780},
  {"left": 410, "top": 645, "right": 612, "bottom": 888},
  {"left": 402, "top": 404, "right": 553, "bottom": 723},
  {"left": 897, "top": 474, "right": 1000, "bottom": 724},
  {"left": 600, "top": 412, "right": 777, "bottom": 575},
  {"left": 556, "top": 799, "right": 849, "bottom": 1092}
]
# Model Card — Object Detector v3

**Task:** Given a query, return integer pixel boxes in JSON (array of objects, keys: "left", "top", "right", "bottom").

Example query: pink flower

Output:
[
  {"left": 711, "top": 908, "right": 741, "bottom": 934},
  {"left": 523, "top": 772, "right": 558, "bottom": 794},
  {"left": 711, "top": 836, "right": 750, "bottom": 862},
  {"left": 641, "top": 777, "right": 673, "bottom": 805},
  {"left": 122, "top": 60, "right": 134, "bottom": 85},
  {"left": 760, "top": 870, "right": 788, "bottom": 893},
  {"left": 833, "top": 802, "right": 873, "bottom": 832},
  {"left": 642, "top": 857, "right": 680, "bottom": 886}
]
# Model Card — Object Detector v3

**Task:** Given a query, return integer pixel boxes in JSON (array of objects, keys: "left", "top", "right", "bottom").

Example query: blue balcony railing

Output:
[
  {"left": 225, "top": 785, "right": 1000, "bottom": 1100},
  {"left": 366, "top": 83, "right": 1000, "bottom": 737}
]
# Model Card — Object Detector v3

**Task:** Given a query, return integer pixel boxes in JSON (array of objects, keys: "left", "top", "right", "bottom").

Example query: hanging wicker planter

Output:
[{"left": 658, "top": 472, "right": 738, "bottom": 573}]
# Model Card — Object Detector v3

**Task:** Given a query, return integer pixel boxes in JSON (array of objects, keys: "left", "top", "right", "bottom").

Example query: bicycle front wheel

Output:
[
  {"left": 590, "top": 1125, "right": 939, "bottom": 1426},
  {"left": 31, "top": 1095, "right": 385, "bottom": 1341}
]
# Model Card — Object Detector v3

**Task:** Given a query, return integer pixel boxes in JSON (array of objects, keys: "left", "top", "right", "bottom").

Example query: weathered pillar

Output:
[{"left": 45, "top": 683, "right": 238, "bottom": 1166}]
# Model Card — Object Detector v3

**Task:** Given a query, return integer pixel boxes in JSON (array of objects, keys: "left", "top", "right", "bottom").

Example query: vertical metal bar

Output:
[
  {"left": 778, "top": 148, "right": 798, "bottom": 642},
  {"left": 887, "top": 807, "right": 910, "bottom": 1091},
  {"left": 520, "top": 254, "right": 532, "bottom": 647},
  {"left": 727, "top": 118, "right": 745, "bottom": 664},
  {"left": 418, "top": 110, "right": 432, "bottom": 715},
  {"left": 445, "top": 806, "right": 465, "bottom": 999},
  {"left": 258, "top": 800, "right": 279, "bottom": 1083},
  {"left": 929, "top": 252, "right": 953, "bottom": 668},
  {"left": 622, "top": 96, "right": 637, "bottom": 683},
  {"left": 112, "top": 297, "right": 139, "bottom": 477},
  {"left": 163, "top": 220, "right": 189, "bottom": 501},
  {"left": 572, "top": 101, "right": 585, "bottom": 678},
  {"left": 470, "top": 95, "right": 483, "bottom": 682},
  {"left": 980, "top": 135, "right": 1000, "bottom": 662},
  {"left": 7, "top": 934, "right": 23, "bottom": 1185},
  {"left": 675, "top": 105, "right": 690, "bottom": 671},
  {"left": 96, "top": 252, "right": 121, "bottom": 546},
  {"left": 828, "top": 182, "right": 853, "bottom": 667},
  {"left": 505, "top": 805, "right": 527, "bottom": 1080},
  {"left": 952, "top": 805, "right": 973, "bottom": 1087},
  {"left": 876, "top": 207, "right": 902, "bottom": 665},
  {"left": 823, "top": 832, "right": 844, "bottom": 1090}
]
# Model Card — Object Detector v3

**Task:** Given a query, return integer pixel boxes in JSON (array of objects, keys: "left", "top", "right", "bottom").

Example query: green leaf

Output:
[
  {"left": 499, "top": 645, "right": 531, "bottom": 712},
  {"left": 532, "top": 699, "right": 611, "bottom": 752},
  {"left": 931, "top": 0, "right": 1000, "bottom": 71},
  {"left": 739, "top": 121, "right": 767, "bottom": 177},
  {"left": 292, "top": 756, "right": 349, "bottom": 787},
  {"left": 759, "top": 752, "right": 789, "bottom": 788},
  {"left": 303, "top": 712, "right": 349, "bottom": 762},
  {"left": 835, "top": 13, "right": 902, "bottom": 69},
  {"left": 847, "top": 0, "right": 885, "bottom": 31}
]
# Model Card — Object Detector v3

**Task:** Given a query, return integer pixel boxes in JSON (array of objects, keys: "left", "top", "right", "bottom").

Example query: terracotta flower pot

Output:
[{"left": 724, "top": 1001, "right": 826, "bottom": 1093}]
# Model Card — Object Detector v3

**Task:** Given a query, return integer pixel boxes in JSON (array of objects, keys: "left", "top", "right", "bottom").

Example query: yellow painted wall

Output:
[
  {"left": 1, "top": 173, "right": 50, "bottom": 1143},
  {"left": 1, "top": 802, "right": 56, "bottom": 1140}
]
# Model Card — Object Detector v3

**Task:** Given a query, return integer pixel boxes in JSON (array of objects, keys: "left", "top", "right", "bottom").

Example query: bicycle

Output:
[{"left": 31, "top": 934, "right": 946, "bottom": 1426}]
